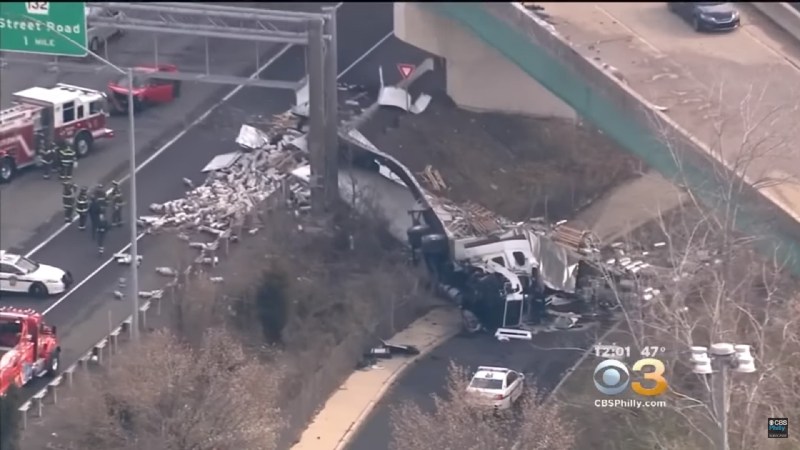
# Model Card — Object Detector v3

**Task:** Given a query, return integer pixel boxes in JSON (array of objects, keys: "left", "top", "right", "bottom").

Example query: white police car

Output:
[
  {"left": 466, "top": 366, "right": 525, "bottom": 410},
  {"left": 0, "top": 251, "right": 72, "bottom": 297}
]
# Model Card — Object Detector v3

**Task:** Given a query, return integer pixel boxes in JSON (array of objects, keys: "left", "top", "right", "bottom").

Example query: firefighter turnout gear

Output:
[
  {"left": 39, "top": 142, "right": 56, "bottom": 180},
  {"left": 110, "top": 181, "right": 124, "bottom": 227},
  {"left": 62, "top": 182, "right": 76, "bottom": 223},
  {"left": 89, "top": 184, "right": 107, "bottom": 240},
  {"left": 58, "top": 141, "right": 76, "bottom": 182},
  {"left": 96, "top": 212, "right": 109, "bottom": 254},
  {"left": 75, "top": 187, "right": 90, "bottom": 231}
]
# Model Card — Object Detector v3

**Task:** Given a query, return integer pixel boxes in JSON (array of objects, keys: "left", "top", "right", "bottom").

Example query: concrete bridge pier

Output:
[{"left": 393, "top": 2, "right": 576, "bottom": 120}]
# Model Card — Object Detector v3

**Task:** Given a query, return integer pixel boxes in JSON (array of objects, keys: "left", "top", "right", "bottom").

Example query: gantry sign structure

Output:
[{"left": 0, "top": 1, "right": 340, "bottom": 211}]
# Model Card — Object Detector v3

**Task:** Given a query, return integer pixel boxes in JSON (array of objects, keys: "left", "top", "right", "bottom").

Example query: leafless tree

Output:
[
  {"left": 390, "top": 362, "right": 575, "bottom": 450},
  {"left": 592, "top": 91, "right": 800, "bottom": 449},
  {"left": 53, "top": 329, "right": 285, "bottom": 450}
]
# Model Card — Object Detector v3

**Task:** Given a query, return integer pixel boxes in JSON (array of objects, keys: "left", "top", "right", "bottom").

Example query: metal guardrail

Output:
[
  {"left": 15, "top": 294, "right": 169, "bottom": 429},
  {"left": 14, "top": 60, "right": 439, "bottom": 433},
  {"left": 751, "top": 3, "right": 800, "bottom": 43}
]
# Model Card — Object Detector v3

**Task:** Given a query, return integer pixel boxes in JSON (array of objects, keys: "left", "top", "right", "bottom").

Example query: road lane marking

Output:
[
  {"left": 42, "top": 232, "right": 146, "bottom": 315},
  {"left": 26, "top": 28, "right": 393, "bottom": 259},
  {"left": 25, "top": 44, "right": 294, "bottom": 258},
  {"left": 39, "top": 31, "right": 393, "bottom": 316}
]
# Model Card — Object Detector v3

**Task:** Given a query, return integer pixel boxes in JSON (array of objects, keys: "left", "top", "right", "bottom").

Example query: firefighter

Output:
[
  {"left": 110, "top": 180, "right": 124, "bottom": 227},
  {"left": 95, "top": 211, "right": 109, "bottom": 255},
  {"left": 75, "top": 186, "right": 90, "bottom": 231},
  {"left": 62, "top": 181, "right": 76, "bottom": 223},
  {"left": 57, "top": 140, "right": 76, "bottom": 182},
  {"left": 38, "top": 138, "right": 56, "bottom": 180},
  {"left": 89, "top": 184, "right": 106, "bottom": 239}
]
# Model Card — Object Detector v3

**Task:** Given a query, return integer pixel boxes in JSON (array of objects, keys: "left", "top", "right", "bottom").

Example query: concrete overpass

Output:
[{"left": 394, "top": 2, "right": 800, "bottom": 273}]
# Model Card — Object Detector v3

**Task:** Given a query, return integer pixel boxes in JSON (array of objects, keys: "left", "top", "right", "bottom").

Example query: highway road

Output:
[
  {"left": 7, "top": 0, "right": 400, "bottom": 406},
  {"left": 0, "top": 3, "right": 341, "bottom": 252},
  {"left": 345, "top": 329, "right": 598, "bottom": 450},
  {"left": 537, "top": 3, "right": 800, "bottom": 209}
]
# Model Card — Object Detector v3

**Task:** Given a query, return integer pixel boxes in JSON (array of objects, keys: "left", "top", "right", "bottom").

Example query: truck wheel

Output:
[
  {"left": 46, "top": 350, "right": 61, "bottom": 377},
  {"left": 421, "top": 233, "right": 448, "bottom": 256},
  {"left": 407, "top": 224, "right": 430, "bottom": 249},
  {"left": 29, "top": 282, "right": 49, "bottom": 298},
  {"left": 0, "top": 157, "right": 16, "bottom": 183},
  {"left": 74, "top": 132, "right": 93, "bottom": 158}
]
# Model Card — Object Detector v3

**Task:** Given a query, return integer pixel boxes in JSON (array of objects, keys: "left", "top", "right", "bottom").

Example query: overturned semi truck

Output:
[
  {"left": 405, "top": 200, "right": 636, "bottom": 338},
  {"left": 313, "top": 129, "right": 654, "bottom": 339}
]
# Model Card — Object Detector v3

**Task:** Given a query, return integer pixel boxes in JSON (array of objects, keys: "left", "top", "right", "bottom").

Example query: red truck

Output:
[
  {"left": 0, "top": 83, "right": 115, "bottom": 183},
  {"left": 0, "top": 307, "right": 60, "bottom": 396}
]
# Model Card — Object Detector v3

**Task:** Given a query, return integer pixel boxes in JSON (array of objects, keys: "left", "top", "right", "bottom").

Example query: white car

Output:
[
  {"left": 466, "top": 366, "right": 525, "bottom": 410},
  {"left": 0, "top": 251, "right": 72, "bottom": 297}
]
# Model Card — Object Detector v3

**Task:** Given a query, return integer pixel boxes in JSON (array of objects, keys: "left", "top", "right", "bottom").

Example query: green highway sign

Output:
[{"left": 0, "top": 2, "right": 87, "bottom": 57}]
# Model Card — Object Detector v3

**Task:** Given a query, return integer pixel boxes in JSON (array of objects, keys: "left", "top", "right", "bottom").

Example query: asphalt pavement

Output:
[
  {"left": 7, "top": 0, "right": 398, "bottom": 395},
  {"left": 345, "top": 329, "right": 599, "bottom": 450},
  {"left": 0, "top": 2, "right": 362, "bottom": 252},
  {"left": 0, "top": 30, "right": 286, "bottom": 251}
]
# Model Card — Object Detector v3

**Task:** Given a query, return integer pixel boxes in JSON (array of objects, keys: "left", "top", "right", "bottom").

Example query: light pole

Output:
[
  {"left": 689, "top": 343, "right": 757, "bottom": 450},
  {"left": 12, "top": 13, "right": 141, "bottom": 341}
]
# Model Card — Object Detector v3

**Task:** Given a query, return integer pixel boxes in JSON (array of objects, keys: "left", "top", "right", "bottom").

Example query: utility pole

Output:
[
  {"left": 306, "top": 18, "right": 327, "bottom": 216},
  {"left": 126, "top": 68, "right": 140, "bottom": 341},
  {"left": 322, "top": 8, "right": 339, "bottom": 211}
]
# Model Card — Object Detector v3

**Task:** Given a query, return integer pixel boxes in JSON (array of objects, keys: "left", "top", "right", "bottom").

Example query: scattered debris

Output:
[
  {"left": 235, "top": 124, "right": 271, "bottom": 150},
  {"left": 155, "top": 267, "right": 177, "bottom": 277},
  {"left": 114, "top": 253, "right": 143, "bottom": 266},
  {"left": 419, "top": 165, "right": 447, "bottom": 192},
  {"left": 377, "top": 86, "right": 431, "bottom": 114}
]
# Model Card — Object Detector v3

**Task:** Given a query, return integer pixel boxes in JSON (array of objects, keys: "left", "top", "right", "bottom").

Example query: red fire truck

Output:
[
  {"left": 0, "top": 83, "right": 115, "bottom": 183},
  {"left": 0, "top": 307, "right": 60, "bottom": 396}
]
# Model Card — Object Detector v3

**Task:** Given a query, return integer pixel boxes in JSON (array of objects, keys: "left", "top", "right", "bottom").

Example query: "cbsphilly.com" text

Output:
[{"left": 594, "top": 399, "right": 667, "bottom": 409}]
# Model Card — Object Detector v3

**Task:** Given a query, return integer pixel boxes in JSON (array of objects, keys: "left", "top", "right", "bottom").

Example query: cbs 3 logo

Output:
[{"left": 594, "top": 358, "right": 668, "bottom": 396}]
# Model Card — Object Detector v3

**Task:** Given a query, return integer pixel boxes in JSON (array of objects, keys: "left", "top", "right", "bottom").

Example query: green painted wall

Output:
[{"left": 427, "top": 3, "right": 800, "bottom": 274}]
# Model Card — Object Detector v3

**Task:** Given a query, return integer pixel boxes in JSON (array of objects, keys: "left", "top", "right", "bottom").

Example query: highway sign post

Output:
[{"left": 0, "top": 2, "right": 87, "bottom": 56}]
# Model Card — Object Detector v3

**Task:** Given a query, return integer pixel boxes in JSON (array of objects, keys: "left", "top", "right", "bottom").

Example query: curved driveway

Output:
[{"left": 346, "top": 328, "right": 599, "bottom": 450}]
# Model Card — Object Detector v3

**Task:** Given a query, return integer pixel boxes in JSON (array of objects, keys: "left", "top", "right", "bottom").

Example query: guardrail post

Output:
[
  {"left": 78, "top": 351, "right": 92, "bottom": 369},
  {"left": 139, "top": 301, "right": 151, "bottom": 329},
  {"left": 93, "top": 339, "right": 108, "bottom": 364},
  {"left": 49, "top": 375, "right": 63, "bottom": 404},
  {"left": 64, "top": 364, "right": 76, "bottom": 387},
  {"left": 18, "top": 401, "right": 31, "bottom": 429},
  {"left": 33, "top": 390, "right": 46, "bottom": 417},
  {"left": 109, "top": 326, "right": 122, "bottom": 354},
  {"left": 122, "top": 316, "right": 133, "bottom": 339}
]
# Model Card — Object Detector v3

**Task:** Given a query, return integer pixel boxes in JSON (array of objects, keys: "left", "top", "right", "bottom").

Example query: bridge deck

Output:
[{"left": 537, "top": 2, "right": 800, "bottom": 216}]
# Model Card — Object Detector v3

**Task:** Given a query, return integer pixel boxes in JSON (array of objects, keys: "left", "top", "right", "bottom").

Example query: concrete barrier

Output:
[
  {"left": 751, "top": 3, "right": 800, "bottom": 42},
  {"left": 429, "top": 3, "right": 800, "bottom": 272}
]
